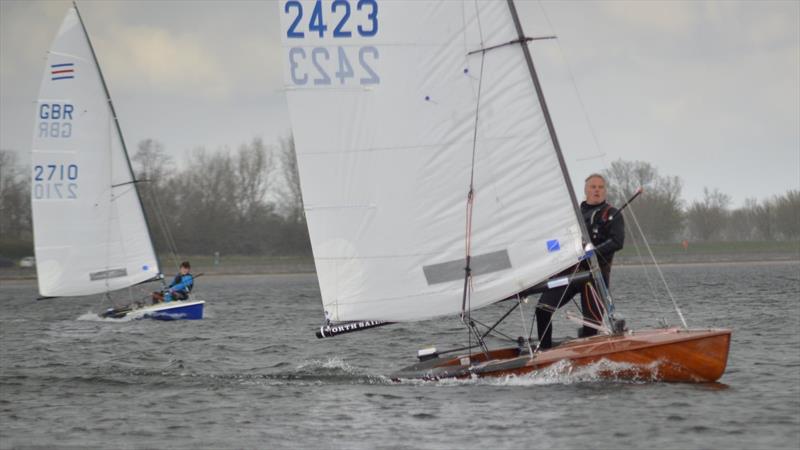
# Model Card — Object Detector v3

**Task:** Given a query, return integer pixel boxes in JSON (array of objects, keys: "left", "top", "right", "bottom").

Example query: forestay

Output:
[
  {"left": 31, "top": 7, "right": 159, "bottom": 297},
  {"left": 280, "top": 0, "right": 584, "bottom": 322}
]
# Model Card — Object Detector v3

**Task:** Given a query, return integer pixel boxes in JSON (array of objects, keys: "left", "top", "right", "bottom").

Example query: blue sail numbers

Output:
[
  {"left": 283, "top": 0, "right": 379, "bottom": 87},
  {"left": 285, "top": 0, "right": 377, "bottom": 38}
]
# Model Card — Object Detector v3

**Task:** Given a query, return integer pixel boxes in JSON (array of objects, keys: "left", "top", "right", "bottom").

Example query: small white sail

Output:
[
  {"left": 31, "top": 7, "right": 159, "bottom": 297},
  {"left": 280, "top": 0, "right": 584, "bottom": 322}
]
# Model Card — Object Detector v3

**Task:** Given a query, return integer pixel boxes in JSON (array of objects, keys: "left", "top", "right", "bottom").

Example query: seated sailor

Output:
[{"left": 152, "top": 261, "right": 194, "bottom": 303}]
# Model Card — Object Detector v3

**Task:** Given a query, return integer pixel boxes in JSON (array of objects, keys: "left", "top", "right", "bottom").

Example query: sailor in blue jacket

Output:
[{"left": 153, "top": 261, "right": 194, "bottom": 303}]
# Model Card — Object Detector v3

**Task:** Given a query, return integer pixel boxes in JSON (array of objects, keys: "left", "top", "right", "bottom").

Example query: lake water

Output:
[{"left": 1, "top": 261, "right": 798, "bottom": 449}]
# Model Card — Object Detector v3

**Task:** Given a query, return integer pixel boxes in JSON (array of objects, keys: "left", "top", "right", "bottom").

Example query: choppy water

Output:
[{"left": 1, "top": 262, "right": 799, "bottom": 449}]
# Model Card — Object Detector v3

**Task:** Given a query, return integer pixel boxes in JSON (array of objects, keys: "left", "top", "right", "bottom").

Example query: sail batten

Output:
[
  {"left": 280, "top": 0, "right": 585, "bottom": 322},
  {"left": 31, "top": 6, "right": 159, "bottom": 297}
]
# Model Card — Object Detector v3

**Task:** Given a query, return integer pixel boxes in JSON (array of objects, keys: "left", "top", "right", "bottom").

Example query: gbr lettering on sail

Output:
[
  {"left": 34, "top": 101, "right": 79, "bottom": 200},
  {"left": 281, "top": 0, "right": 380, "bottom": 87}
]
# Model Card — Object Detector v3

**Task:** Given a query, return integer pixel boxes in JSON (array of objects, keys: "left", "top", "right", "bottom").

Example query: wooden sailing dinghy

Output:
[
  {"left": 391, "top": 328, "right": 731, "bottom": 382},
  {"left": 279, "top": 0, "right": 730, "bottom": 382}
]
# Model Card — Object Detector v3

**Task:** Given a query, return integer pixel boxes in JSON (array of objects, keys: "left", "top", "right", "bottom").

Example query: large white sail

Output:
[
  {"left": 280, "top": 0, "right": 584, "bottom": 322},
  {"left": 31, "top": 7, "right": 159, "bottom": 297}
]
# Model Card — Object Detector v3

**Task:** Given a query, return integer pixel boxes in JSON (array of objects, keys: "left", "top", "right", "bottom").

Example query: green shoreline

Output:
[{"left": 1, "top": 244, "right": 797, "bottom": 281}]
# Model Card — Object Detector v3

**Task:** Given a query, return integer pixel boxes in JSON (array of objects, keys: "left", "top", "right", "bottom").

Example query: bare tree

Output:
[
  {"left": 750, "top": 198, "right": 776, "bottom": 241},
  {"left": 235, "top": 138, "right": 274, "bottom": 219},
  {"left": 686, "top": 188, "right": 731, "bottom": 241},
  {"left": 168, "top": 143, "right": 286, "bottom": 255},
  {"left": 131, "top": 139, "right": 173, "bottom": 185},
  {"left": 725, "top": 198, "right": 760, "bottom": 241},
  {"left": 178, "top": 147, "right": 239, "bottom": 250},
  {"left": 0, "top": 150, "right": 31, "bottom": 241},
  {"left": 278, "top": 135, "right": 304, "bottom": 224},
  {"left": 774, "top": 190, "right": 799, "bottom": 240},
  {"left": 603, "top": 159, "right": 683, "bottom": 242},
  {"left": 1, "top": 135, "right": 316, "bottom": 258},
  {"left": 130, "top": 140, "right": 180, "bottom": 255}
]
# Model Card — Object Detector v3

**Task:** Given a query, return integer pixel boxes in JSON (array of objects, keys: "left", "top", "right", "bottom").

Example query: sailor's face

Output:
[
  {"left": 180, "top": 266, "right": 189, "bottom": 275},
  {"left": 584, "top": 177, "right": 607, "bottom": 205}
]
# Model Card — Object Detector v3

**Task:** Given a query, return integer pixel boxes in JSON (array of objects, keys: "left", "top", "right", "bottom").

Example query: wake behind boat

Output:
[
  {"left": 31, "top": 3, "right": 208, "bottom": 320},
  {"left": 279, "top": 0, "right": 731, "bottom": 383}
]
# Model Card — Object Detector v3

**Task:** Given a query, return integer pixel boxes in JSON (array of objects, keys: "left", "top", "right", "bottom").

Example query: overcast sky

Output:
[{"left": 1, "top": 0, "right": 798, "bottom": 207}]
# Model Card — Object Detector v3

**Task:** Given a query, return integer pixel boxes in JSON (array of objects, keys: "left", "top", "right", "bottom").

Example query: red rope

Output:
[
  {"left": 465, "top": 190, "right": 474, "bottom": 258},
  {"left": 586, "top": 282, "right": 606, "bottom": 324},
  {"left": 584, "top": 283, "right": 601, "bottom": 324},
  {"left": 464, "top": 190, "right": 475, "bottom": 303}
]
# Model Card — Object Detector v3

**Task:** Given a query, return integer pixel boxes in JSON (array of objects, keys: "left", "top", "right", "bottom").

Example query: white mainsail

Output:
[
  {"left": 31, "top": 6, "right": 159, "bottom": 297},
  {"left": 280, "top": 0, "right": 584, "bottom": 322}
]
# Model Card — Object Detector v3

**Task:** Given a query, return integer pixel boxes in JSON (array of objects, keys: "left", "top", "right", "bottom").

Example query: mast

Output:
[
  {"left": 504, "top": 0, "right": 616, "bottom": 326},
  {"left": 72, "top": 1, "right": 162, "bottom": 276}
]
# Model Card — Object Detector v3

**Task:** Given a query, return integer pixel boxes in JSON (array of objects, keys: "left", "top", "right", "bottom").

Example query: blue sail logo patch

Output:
[{"left": 546, "top": 239, "right": 561, "bottom": 253}]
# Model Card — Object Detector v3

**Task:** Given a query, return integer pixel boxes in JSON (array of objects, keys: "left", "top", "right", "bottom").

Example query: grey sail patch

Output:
[
  {"left": 423, "top": 250, "right": 511, "bottom": 285},
  {"left": 89, "top": 268, "right": 128, "bottom": 281}
]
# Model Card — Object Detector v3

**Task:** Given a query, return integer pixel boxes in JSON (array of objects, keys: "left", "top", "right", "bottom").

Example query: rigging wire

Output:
[
  {"left": 461, "top": 0, "right": 489, "bottom": 358},
  {"left": 75, "top": 2, "right": 159, "bottom": 308},
  {"left": 471, "top": 318, "right": 517, "bottom": 342},
  {"left": 586, "top": 282, "right": 607, "bottom": 319},
  {"left": 569, "top": 281, "right": 604, "bottom": 327},
  {"left": 102, "top": 142, "right": 114, "bottom": 305},
  {"left": 536, "top": 1, "right": 606, "bottom": 163},
  {"left": 517, "top": 294, "right": 535, "bottom": 358},
  {"left": 500, "top": 0, "right": 615, "bottom": 334},
  {"left": 536, "top": 0, "right": 689, "bottom": 328},
  {"left": 148, "top": 183, "right": 181, "bottom": 271},
  {"left": 623, "top": 202, "right": 689, "bottom": 328},
  {"left": 619, "top": 199, "right": 669, "bottom": 323},
  {"left": 94, "top": 291, "right": 110, "bottom": 313},
  {"left": 73, "top": 1, "right": 177, "bottom": 312}
]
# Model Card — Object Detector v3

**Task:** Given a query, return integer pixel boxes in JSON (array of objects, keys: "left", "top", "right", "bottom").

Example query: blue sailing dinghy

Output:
[{"left": 32, "top": 4, "right": 207, "bottom": 321}]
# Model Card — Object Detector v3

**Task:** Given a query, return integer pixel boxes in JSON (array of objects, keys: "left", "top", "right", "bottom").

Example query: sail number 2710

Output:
[
  {"left": 32, "top": 164, "right": 78, "bottom": 200},
  {"left": 283, "top": 0, "right": 379, "bottom": 87}
]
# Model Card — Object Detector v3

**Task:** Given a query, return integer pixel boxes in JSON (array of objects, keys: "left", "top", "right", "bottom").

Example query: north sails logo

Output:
[
  {"left": 318, "top": 320, "right": 389, "bottom": 338},
  {"left": 326, "top": 320, "right": 384, "bottom": 334}
]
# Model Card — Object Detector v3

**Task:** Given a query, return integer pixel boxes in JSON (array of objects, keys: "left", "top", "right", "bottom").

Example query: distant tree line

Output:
[
  {"left": 0, "top": 151, "right": 32, "bottom": 256},
  {"left": 603, "top": 159, "right": 799, "bottom": 243},
  {"left": 0, "top": 136, "right": 310, "bottom": 258},
  {"left": 130, "top": 136, "right": 310, "bottom": 257},
  {"left": 0, "top": 147, "right": 798, "bottom": 259}
]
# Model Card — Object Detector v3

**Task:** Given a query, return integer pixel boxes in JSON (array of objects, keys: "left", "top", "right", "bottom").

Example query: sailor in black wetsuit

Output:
[{"left": 535, "top": 173, "right": 625, "bottom": 349}]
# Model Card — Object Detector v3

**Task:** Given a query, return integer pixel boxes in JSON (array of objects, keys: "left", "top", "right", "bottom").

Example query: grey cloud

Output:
[{"left": 1, "top": 0, "right": 798, "bottom": 207}]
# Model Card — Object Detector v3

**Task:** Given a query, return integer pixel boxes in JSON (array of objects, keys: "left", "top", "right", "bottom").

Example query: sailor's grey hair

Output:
[{"left": 584, "top": 173, "right": 607, "bottom": 184}]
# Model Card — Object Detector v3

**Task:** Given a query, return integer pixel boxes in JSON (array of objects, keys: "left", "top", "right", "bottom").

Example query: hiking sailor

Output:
[{"left": 535, "top": 173, "right": 625, "bottom": 349}]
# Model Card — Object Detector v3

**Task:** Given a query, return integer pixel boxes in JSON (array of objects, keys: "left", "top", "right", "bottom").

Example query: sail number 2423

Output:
[{"left": 283, "top": 0, "right": 379, "bottom": 87}]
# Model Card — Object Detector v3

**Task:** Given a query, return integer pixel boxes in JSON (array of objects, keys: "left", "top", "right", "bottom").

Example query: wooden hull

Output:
[{"left": 391, "top": 328, "right": 732, "bottom": 383}]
